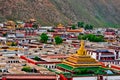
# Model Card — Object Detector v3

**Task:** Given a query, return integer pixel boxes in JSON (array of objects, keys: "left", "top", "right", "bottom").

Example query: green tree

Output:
[
  {"left": 89, "top": 25, "right": 93, "bottom": 29},
  {"left": 32, "top": 24, "right": 38, "bottom": 29},
  {"left": 40, "top": 33, "right": 48, "bottom": 43},
  {"left": 71, "top": 25, "right": 76, "bottom": 29},
  {"left": 34, "top": 56, "right": 40, "bottom": 61},
  {"left": 84, "top": 24, "right": 89, "bottom": 30},
  {"left": 78, "top": 34, "right": 104, "bottom": 42},
  {"left": 22, "top": 66, "right": 31, "bottom": 72},
  {"left": 54, "top": 36, "right": 63, "bottom": 45},
  {"left": 78, "top": 35, "right": 83, "bottom": 40},
  {"left": 84, "top": 24, "right": 93, "bottom": 30},
  {"left": 77, "top": 22, "right": 84, "bottom": 27}
]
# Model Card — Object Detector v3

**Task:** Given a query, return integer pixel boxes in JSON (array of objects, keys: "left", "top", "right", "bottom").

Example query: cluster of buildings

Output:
[{"left": 0, "top": 19, "right": 120, "bottom": 80}]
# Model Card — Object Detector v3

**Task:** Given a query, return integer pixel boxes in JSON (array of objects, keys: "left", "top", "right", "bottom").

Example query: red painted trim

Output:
[
  {"left": 60, "top": 74, "right": 68, "bottom": 80},
  {"left": 2, "top": 77, "right": 6, "bottom": 80},
  {"left": 20, "top": 56, "right": 37, "bottom": 65},
  {"left": 111, "top": 65, "right": 120, "bottom": 70},
  {"left": 20, "top": 56, "right": 61, "bottom": 65},
  {"left": 99, "top": 62, "right": 106, "bottom": 68}
]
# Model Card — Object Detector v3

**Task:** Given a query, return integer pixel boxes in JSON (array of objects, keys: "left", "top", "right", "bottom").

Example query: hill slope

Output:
[
  {"left": 0, "top": 0, "right": 120, "bottom": 27},
  {"left": 51, "top": 0, "right": 120, "bottom": 27},
  {"left": 0, "top": 0, "right": 70, "bottom": 25}
]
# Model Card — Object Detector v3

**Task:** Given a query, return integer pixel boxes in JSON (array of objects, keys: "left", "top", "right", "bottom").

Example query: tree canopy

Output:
[
  {"left": 54, "top": 36, "right": 63, "bottom": 45},
  {"left": 78, "top": 34, "right": 104, "bottom": 42},
  {"left": 22, "top": 66, "right": 32, "bottom": 72},
  {"left": 34, "top": 56, "right": 40, "bottom": 61},
  {"left": 40, "top": 33, "right": 48, "bottom": 43},
  {"left": 77, "top": 21, "right": 94, "bottom": 30},
  {"left": 32, "top": 24, "right": 38, "bottom": 29},
  {"left": 77, "top": 22, "right": 84, "bottom": 27},
  {"left": 84, "top": 24, "right": 93, "bottom": 30},
  {"left": 71, "top": 25, "right": 77, "bottom": 29}
]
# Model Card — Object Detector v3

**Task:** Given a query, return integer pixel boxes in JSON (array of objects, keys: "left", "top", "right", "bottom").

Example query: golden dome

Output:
[{"left": 6, "top": 21, "right": 15, "bottom": 26}]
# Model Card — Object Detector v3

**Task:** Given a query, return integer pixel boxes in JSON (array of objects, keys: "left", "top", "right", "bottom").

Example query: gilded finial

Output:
[
  {"left": 57, "top": 23, "right": 63, "bottom": 28},
  {"left": 77, "top": 40, "right": 87, "bottom": 55}
]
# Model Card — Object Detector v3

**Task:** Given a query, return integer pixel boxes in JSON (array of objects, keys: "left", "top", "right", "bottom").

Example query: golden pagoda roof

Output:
[
  {"left": 6, "top": 21, "right": 15, "bottom": 26},
  {"left": 62, "top": 40, "right": 101, "bottom": 67},
  {"left": 57, "top": 23, "right": 65, "bottom": 28}
]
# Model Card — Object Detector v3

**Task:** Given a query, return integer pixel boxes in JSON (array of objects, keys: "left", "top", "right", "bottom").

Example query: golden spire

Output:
[
  {"left": 77, "top": 40, "right": 87, "bottom": 56},
  {"left": 57, "top": 23, "right": 63, "bottom": 28}
]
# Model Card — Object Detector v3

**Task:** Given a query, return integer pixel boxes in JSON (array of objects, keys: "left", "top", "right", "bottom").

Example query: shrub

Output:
[{"left": 22, "top": 66, "right": 32, "bottom": 72}]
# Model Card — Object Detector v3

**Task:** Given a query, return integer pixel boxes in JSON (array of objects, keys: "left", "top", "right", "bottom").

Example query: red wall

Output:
[{"left": 20, "top": 56, "right": 37, "bottom": 65}]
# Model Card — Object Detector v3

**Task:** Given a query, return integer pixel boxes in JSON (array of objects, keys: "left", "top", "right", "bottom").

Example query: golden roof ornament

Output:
[
  {"left": 77, "top": 40, "right": 87, "bottom": 56},
  {"left": 57, "top": 23, "right": 64, "bottom": 28}
]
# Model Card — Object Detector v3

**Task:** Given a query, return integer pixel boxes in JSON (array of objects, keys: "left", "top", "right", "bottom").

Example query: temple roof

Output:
[
  {"left": 57, "top": 23, "right": 65, "bottom": 28},
  {"left": 54, "top": 40, "right": 119, "bottom": 77},
  {"left": 67, "top": 28, "right": 83, "bottom": 32},
  {"left": 59, "top": 40, "right": 101, "bottom": 68}
]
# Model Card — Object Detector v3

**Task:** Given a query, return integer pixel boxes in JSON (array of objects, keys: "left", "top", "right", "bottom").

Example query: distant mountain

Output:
[{"left": 0, "top": 0, "right": 120, "bottom": 27}]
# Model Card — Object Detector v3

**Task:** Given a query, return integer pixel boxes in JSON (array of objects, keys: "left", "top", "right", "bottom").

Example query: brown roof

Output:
[{"left": 67, "top": 28, "right": 83, "bottom": 32}]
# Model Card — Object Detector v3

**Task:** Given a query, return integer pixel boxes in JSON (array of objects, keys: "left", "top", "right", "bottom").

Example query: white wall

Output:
[
  {"left": 0, "top": 23, "right": 4, "bottom": 27},
  {"left": 91, "top": 52, "right": 96, "bottom": 59},
  {"left": 73, "top": 76, "right": 120, "bottom": 80},
  {"left": 104, "top": 76, "right": 120, "bottom": 80},
  {"left": 73, "top": 77, "right": 97, "bottom": 80}
]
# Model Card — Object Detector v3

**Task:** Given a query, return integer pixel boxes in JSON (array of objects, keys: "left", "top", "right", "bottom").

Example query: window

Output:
[{"left": 49, "top": 66, "right": 51, "bottom": 69}]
